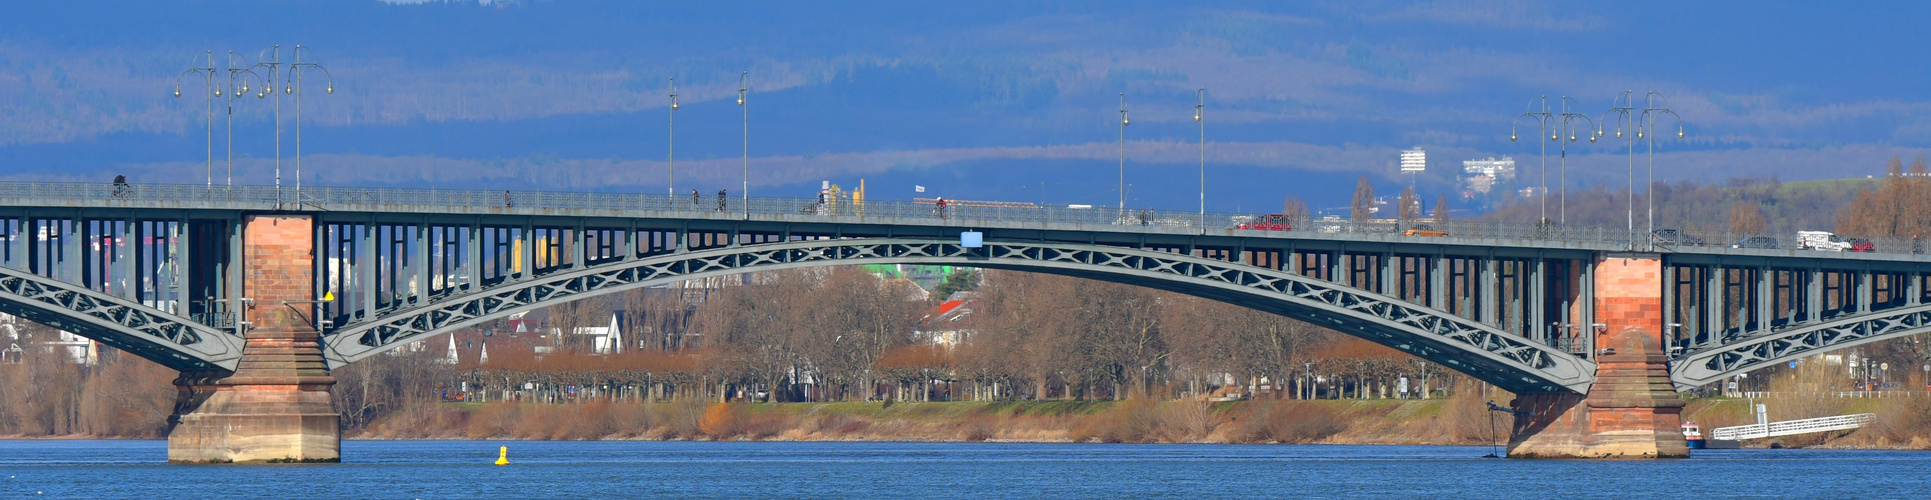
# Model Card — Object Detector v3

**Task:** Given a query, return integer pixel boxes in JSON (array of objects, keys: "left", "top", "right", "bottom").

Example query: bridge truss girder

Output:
[
  {"left": 1671, "top": 303, "right": 1931, "bottom": 389},
  {"left": 0, "top": 266, "right": 239, "bottom": 371},
  {"left": 324, "top": 239, "right": 1597, "bottom": 394}
]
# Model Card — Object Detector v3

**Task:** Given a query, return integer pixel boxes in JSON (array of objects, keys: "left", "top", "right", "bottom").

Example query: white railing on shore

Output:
[
  {"left": 1732, "top": 390, "right": 1926, "bottom": 399},
  {"left": 1710, "top": 412, "right": 1876, "bottom": 440}
]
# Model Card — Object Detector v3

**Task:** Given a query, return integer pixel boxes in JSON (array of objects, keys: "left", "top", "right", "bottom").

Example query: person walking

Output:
[
  {"left": 690, "top": 188, "right": 700, "bottom": 209},
  {"left": 504, "top": 190, "right": 513, "bottom": 208},
  {"left": 716, "top": 189, "right": 728, "bottom": 211}
]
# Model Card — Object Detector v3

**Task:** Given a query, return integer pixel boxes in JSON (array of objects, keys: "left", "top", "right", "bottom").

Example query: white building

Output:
[
  {"left": 1400, "top": 148, "right": 1427, "bottom": 173},
  {"left": 1463, "top": 157, "right": 1516, "bottom": 180}
]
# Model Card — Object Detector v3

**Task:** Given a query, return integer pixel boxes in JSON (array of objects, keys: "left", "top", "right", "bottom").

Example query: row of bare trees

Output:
[{"left": 405, "top": 266, "right": 1457, "bottom": 414}]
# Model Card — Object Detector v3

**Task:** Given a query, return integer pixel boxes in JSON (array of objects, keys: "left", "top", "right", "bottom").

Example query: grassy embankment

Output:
[
  {"left": 352, "top": 391, "right": 1931, "bottom": 449},
  {"left": 353, "top": 387, "right": 1515, "bottom": 446}
]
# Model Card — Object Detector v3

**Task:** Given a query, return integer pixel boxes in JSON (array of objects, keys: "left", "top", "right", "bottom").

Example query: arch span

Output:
[
  {"left": 1672, "top": 303, "right": 1931, "bottom": 389},
  {"left": 324, "top": 238, "right": 1596, "bottom": 394},
  {"left": 0, "top": 266, "right": 240, "bottom": 372}
]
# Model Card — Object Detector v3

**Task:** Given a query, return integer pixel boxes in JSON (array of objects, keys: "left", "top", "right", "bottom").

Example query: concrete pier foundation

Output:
[
  {"left": 167, "top": 216, "right": 339, "bottom": 463},
  {"left": 1506, "top": 254, "right": 1688, "bottom": 459}
]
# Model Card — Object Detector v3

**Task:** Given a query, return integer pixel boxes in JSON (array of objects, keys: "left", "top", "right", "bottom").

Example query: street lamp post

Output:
[
  {"left": 254, "top": 46, "right": 285, "bottom": 203},
  {"left": 1511, "top": 97, "right": 1554, "bottom": 224},
  {"left": 174, "top": 51, "right": 218, "bottom": 188},
  {"left": 1601, "top": 91, "right": 1638, "bottom": 248},
  {"left": 1119, "top": 92, "right": 1130, "bottom": 216},
  {"left": 1557, "top": 96, "right": 1599, "bottom": 225},
  {"left": 738, "top": 71, "right": 748, "bottom": 218},
  {"left": 1639, "top": 92, "right": 1684, "bottom": 249},
  {"left": 668, "top": 77, "right": 678, "bottom": 200},
  {"left": 1195, "top": 88, "right": 1205, "bottom": 233},
  {"left": 223, "top": 51, "right": 267, "bottom": 189},
  {"left": 287, "top": 46, "right": 333, "bottom": 206}
]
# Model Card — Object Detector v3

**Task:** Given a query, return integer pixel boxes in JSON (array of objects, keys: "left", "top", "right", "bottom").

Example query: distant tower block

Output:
[{"left": 1400, "top": 147, "right": 1427, "bottom": 173}]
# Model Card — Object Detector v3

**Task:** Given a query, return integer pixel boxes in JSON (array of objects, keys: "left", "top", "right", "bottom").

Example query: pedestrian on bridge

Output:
[
  {"left": 503, "top": 190, "right": 512, "bottom": 208},
  {"left": 717, "top": 189, "right": 727, "bottom": 211},
  {"left": 691, "top": 188, "right": 700, "bottom": 209}
]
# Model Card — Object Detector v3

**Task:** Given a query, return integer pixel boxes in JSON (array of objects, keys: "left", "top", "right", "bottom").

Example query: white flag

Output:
[{"left": 915, "top": 185, "right": 926, "bottom": 193}]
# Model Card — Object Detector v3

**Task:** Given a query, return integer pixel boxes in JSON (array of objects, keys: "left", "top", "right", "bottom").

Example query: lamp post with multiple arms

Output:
[
  {"left": 738, "top": 71, "right": 749, "bottom": 218},
  {"left": 1118, "top": 92, "right": 1130, "bottom": 215},
  {"left": 1195, "top": 88, "right": 1206, "bottom": 232},
  {"left": 1512, "top": 96, "right": 1554, "bottom": 223},
  {"left": 254, "top": 46, "right": 285, "bottom": 203},
  {"left": 1600, "top": 91, "right": 1638, "bottom": 247},
  {"left": 174, "top": 51, "right": 218, "bottom": 188},
  {"left": 286, "top": 45, "right": 332, "bottom": 205},
  {"left": 668, "top": 77, "right": 678, "bottom": 199},
  {"left": 1639, "top": 92, "right": 1684, "bottom": 249},
  {"left": 222, "top": 51, "right": 267, "bottom": 188},
  {"left": 1557, "top": 96, "right": 1598, "bottom": 225}
]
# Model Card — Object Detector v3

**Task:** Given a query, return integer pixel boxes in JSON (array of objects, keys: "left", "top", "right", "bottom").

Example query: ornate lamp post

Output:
[
  {"left": 1639, "top": 92, "right": 1685, "bottom": 249},
  {"left": 254, "top": 45, "right": 285, "bottom": 201},
  {"left": 1511, "top": 96, "right": 1554, "bottom": 224},
  {"left": 173, "top": 51, "right": 218, "bottom": 187},
  {"left": 738, "top": 71, "right": 748, "bottom": 218},
  {"left": 1557, "top": 96, "right": 1598, "bottom": 225},
  {"left": 668, "top": 77, "right": 678, "bottom": 199},
  {"left": 1119, "top": 92, "right": 1130, "bottom": 216},
  {"left": 222, "top": 51, "right": 267, "bottom": 188},
  {"left": 1195, "top": 88, "right": 1205, "bottom": 232},
  {"left": 286, "top": 46, "right": 333, "bottom": 205},
  {"left": 1600, "top": 91, "right": 1638, "bottom": 247}
]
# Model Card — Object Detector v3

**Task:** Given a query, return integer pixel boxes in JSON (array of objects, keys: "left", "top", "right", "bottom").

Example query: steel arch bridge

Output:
[
  {"left": 3, "top": 181, "right": 1931, "bottom": 394},
  {"left": 320, "top": 238, "right": 1597, "bottom": 394}
]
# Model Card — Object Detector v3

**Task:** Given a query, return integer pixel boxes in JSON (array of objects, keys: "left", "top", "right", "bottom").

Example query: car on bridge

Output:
[
  {"left": 1649, "top": 229, "right": 1705, "bottom": 247},
  {"left": 1236, "top": 214, "right": 1292, "bottom": 231},
  {"left": 1797, "top": 231, "right": 1864, "bottom": 252},
  {"left": 1402, "top": 224, "right": 1448, "bottom": 237},
  {"left": 1729, "top": 236, "right": 1778, "bottom": 249}
]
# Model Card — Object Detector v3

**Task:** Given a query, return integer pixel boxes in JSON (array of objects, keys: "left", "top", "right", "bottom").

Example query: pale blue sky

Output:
[{"left": 2, "top": 1, "right": 1925, "bottom": 214}]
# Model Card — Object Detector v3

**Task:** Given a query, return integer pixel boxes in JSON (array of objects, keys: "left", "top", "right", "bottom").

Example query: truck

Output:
[{"left": 1796, "top": 231, "right": 1853, "bottom": 252}]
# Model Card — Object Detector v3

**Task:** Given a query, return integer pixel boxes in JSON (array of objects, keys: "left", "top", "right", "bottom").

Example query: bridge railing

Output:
[{"left": 19, "top": 181, "right": 1931, "bottom": 256}]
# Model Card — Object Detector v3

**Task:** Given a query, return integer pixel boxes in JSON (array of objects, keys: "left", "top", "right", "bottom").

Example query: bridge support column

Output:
[
  {"left": 1507, "top": 253, "right": 1687, "bottom": 459},
  {"left": 168, "top": 215, "right": 338, "bottom": 463}
]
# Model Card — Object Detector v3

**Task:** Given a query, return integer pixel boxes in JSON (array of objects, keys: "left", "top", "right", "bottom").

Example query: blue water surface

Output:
[{"left": 0, "top": 440, "right": 1922, "bottom": 498}]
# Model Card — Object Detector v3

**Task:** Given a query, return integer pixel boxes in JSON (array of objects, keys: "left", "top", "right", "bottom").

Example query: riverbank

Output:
[{"left": 342, "top": 394, "right": 1931, "bottom": 449}]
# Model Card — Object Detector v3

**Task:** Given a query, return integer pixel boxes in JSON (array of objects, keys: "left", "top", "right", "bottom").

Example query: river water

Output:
[{"left": 0, "top": 440, "right": 1923, "bottom": 498}]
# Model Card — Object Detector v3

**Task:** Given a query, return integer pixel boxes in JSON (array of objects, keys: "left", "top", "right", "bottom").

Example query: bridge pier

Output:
[
  {"left": 168, "top": 215, "right": 339, "bottom": 463},
  {"left": 1507, "top": 253, "right": 1688, "bottom": 459}
]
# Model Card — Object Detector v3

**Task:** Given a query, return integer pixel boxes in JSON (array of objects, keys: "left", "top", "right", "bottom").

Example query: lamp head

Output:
[
  {"left": 1637, "top": 129, "right": 1644, "bottom": 139},
  {"left": 173, "top": 86, "right": 181, "bottom": 98},
  {"left": 214, "top": 88, "right": 223, "bottom": 97},
  {"left": 1194, "top": 109, "right": 1201, "bottom": 122},
  {"left": 325, "top": 84, "right": 332, "bottom": 94},
  {"left": 285, "top": 86, "right": 292, "bottom": 95},
  {"left": 1510, "top": 128, "right": 1517, "bottom": 142},
  {"left": 1616, "top": 128, "right": 1623, "bottom": 139},
  {"left": 240, "top": 83, "right": 248, "bottom": 93},
  {"left": 1677, "top": 126, "right": 1684, "bottom": 139}
]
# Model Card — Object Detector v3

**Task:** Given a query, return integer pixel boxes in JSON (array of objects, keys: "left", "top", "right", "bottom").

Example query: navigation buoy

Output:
[{"left": 495, "top": 446, "right": 509, "bottom": 465}]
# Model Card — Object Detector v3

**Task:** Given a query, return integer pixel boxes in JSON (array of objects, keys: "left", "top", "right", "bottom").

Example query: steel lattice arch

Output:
[
  {"left": 322, "top": 239, "right": 1598, "bottom": 394},
  {"left": 6, "top": 182, "right": 1931, "bottom": 393}
]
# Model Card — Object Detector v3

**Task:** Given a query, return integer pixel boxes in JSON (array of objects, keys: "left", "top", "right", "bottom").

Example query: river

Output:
[{"left": 1, "top": 440, "right": 1923, "bottom": 498}]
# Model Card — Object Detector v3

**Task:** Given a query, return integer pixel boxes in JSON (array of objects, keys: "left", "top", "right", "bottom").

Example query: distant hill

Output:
[{"left": 1479, "top": 176, "right": 1875, "bottom": 235}]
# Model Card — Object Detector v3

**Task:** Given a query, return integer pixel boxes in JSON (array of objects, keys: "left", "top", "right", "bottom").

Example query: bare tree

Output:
[
  {"left": 1397, "top": 186, "right": 1420, "bottom": 222},
  {"left": 1352, "top": 175, "right": 1376, "bottom": 221},
  {"left": 1433, "top": 195, "right": 1450, "bottom": 226},
  {"left": 1728, "top": 203, "right": 1768, "bottom": 235}
]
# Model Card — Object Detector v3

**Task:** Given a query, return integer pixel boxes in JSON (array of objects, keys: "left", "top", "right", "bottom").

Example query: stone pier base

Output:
[
  {"left": 168, "top": 215, "right": 339, "bottom": 463},
  {"left": 1506, "top": 327, "right": 1687, "bottom": 459},
  {"left": 167, "top": 326, "right": 339, "bottom": 463}
]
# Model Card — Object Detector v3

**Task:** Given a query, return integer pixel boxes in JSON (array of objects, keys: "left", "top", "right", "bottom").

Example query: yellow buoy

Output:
[{"left": 495, "top": 446, "right": 509, "bottom": 465}]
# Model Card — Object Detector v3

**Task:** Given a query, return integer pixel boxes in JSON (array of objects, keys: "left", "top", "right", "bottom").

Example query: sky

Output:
[{"left": 3, "top": 1, "right": 1929, "bottom": 217}]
